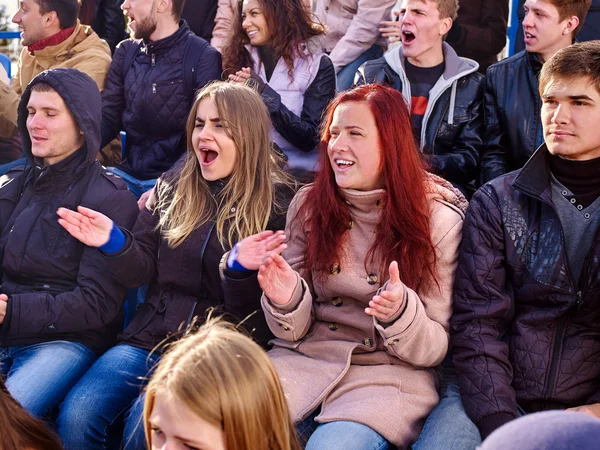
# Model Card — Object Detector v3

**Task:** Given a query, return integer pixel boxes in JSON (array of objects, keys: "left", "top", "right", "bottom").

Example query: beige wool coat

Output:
[{"left": 262, "top": 175, "right": 467, "bottom": 448}]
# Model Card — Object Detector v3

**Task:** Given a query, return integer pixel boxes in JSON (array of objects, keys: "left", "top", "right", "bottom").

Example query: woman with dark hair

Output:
[
  {"left": 255, "top": 84, "right": 468, "bottom": 449},
  {"left": 0, "top": 378, "right": 63, "bottom": 450},
  {"left": 223, "top": 0, "right": 336, "bottom": 181}
]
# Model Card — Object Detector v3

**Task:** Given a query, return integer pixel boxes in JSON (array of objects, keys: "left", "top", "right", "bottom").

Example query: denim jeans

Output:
[
  {"left": 411, "top": 383, "right": 482, "bottom": 450},
  {"left": 336, "top": 45, "right": 384, "bottom": 91},
  {"left": 0, "top": 340, "right": 96, "bottom": 418},
  {"left": 57, "top": 344, "right": 160, "bottom": 450},
  {"left": 297, "top": 409, "right": 392, "bottom": 450},
  {"left": 106, "top": 167, "right": 157, "bottom": 200}
]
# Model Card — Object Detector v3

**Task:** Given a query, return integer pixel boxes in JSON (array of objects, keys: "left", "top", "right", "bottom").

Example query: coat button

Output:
[
  {"left": 328, "top": 322, "right": 339, "bottom": 331},
  {"left": 362, "top": 337, "right": 373, "bottom": 347},
  {"left": 348, "top": 220, "right": 354, "bottom": 230},
  {"left": 367, "top": 273, "right": 378, "bottom": 285},
  {"left": 330, "top": 263, "right": 341, "bottom": 274},
  {"left": 376, "top": 199, "right": 384, "bottom": 208},
  {"left": 388, "top": 338, "right": 400, "bottom": 345},
  {"left": 331, "top": 296, "right": 343, "bottom": 307},
  {"left": 279, "top": 323, "right": 290, "bottom": 331}
]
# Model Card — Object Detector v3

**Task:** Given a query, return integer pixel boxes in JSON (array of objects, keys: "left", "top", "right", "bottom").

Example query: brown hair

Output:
[
  {"left": 539, "top": 40, "right": 600, "bottom": 96},
  {"left": 544, "top": 0, "right": 591, "bottom": 36},
  {"left": 222, "top": 0, "right": 324, "bottom": 79},
  {"left": 418, "top": 0, "right": 458, "bottom": 20},
  {"left": 0, "top": 378, "right": 63, "bottom": 450},
  {"left": 144, "top": 318, "right": 301, "bottom": 450}
]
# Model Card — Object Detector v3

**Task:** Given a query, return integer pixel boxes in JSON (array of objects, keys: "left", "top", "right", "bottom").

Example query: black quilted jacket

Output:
[
  {"left": 100, "top": 21, "right": 222, "bottom": 180},
  {"left": 452, "top": 146, "right": 600, "bottom": 439}
]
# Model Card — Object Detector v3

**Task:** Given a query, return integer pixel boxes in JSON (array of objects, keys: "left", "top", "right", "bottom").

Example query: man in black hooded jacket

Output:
[{"left": 0, "top": 68, "right": 138, "bottom": 418}]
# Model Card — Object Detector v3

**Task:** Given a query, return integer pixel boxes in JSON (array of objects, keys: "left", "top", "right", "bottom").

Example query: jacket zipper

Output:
[{"left": 543, "top": 234, "right": 594, "bottom": 399}]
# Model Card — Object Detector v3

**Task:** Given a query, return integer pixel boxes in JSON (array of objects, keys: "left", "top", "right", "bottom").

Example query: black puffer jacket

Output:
[
  {"left": 101, "top": 21, "right": 222, "bottom": 180},
  {"left": 93, "top": 0, "right": 127, "bottom": 53},
  {"left": 355, "top": 43, "right": 484, "bottom": 192},
  {"left": 0, "top": 68, "right": 138, "bottom": 355},
  {"left": 479, "top": 51, "right": 543, "bottom": 185},
  {"left": 105, "top": 170, "right": 294, "bottom": 352},
  {"left": 452, "top": 146, "right": 600, "bottom": 439}
]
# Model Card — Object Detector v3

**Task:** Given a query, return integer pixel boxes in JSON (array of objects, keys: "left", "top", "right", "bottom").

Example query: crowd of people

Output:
[{"left": 2, "top": 0, "right": 600, "bottom": 449}]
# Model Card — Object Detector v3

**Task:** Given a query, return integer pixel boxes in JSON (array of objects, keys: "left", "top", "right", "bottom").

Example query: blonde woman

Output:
[
  {"left": 143, "top": 318, "right": 301, "bottom": 450},
  {"left": 55, "top": 82, "right": 294, "bottom": 450}
]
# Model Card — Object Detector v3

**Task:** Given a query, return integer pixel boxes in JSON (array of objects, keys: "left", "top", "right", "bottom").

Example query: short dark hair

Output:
[
  {"left": 545, "top": 0, "right": 592, "bottom": 37},
  {"left": 30, "top": 82, "right": 56, "bottom": 94},
  {"left": 172, "top": 0, "right": 186, "bottom": 21},
  {"left": 35, "top": 0, "right": 80, "bottom": 29},
  {"left": 539, "top": 41, "right": 600, "bottom": 96}
]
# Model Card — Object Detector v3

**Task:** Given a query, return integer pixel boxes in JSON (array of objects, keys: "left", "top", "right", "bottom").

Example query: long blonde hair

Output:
[
  {"left": 143, "top": 318, "right": 301, "bottom": 450},
  {"left": 155, "top": 82, "right": 288, "bottom": 249}
]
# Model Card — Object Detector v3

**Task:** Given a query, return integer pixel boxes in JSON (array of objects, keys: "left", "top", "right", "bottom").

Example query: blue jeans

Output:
[
  {"left": 0, "top": 340, "right": 96, "bottom": 418},
  {"left": 297, "top": 409, "right": 392, "bottom": 450},
  {"left": 58, "top": 344, "right": 160, "bottom": 450},
  {"left": 411, "top": 383, "right": 482, "bottom": 450},
  {"left": 336, "top": 45, "right": 384, "bottom": 91},
  {"left": 106, "top": 167, "right": 157, "bottom": 199}
]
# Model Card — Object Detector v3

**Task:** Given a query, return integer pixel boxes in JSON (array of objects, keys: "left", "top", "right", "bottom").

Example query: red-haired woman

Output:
[{"left": 253, "top": 84, "right": 468, "bottom": 449}]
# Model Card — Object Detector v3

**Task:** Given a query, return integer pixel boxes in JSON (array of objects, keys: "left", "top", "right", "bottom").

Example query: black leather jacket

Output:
[
  {"left": 355, "top": 44, "right": 484, "bottom": 192},
  {"left": 479, "top": 51, "right": 543, "bottom": 185},
  {"left": 94, "top": 0, "right": 127, "bottom": 53}
]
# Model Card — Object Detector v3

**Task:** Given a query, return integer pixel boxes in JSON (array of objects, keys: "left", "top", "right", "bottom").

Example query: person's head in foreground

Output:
[
  {"left": 0, "top": 377, "right": 63, "bottom": 450},
  {"left": 479, "top": 410, "right": 600, "bottom": 450},
  {"left": 143, "top": 319, "right": 301, "bottom": 450},
  {"left": 539, "top": 40, "right": 600, "bottom": 161}
]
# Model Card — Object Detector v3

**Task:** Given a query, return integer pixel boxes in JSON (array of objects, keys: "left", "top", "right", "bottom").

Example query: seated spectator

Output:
[
  {"left": 356, "top": 0, "right": 484, "bottom": 195},
  {"left": 223, "top": 0, "right": 336, "bottom": 180},
  {"left": 383, "top": 0, "right": 509, "bottom": 73},
  {"left": 100, "top": 0, "right": 221, "bottom": 199},
  {"left": 514, "top": 0, "right": 600, "bottom": 52},
  {"left": 313, "top": 0, "right": 396, "bottom": 91},
  {"left": 479, "top": 411, "right": 600, "bottom": 450},
  {"left": 0, "top": 68, "right": 138, "bottom": 418},
  {"left": 0, "top": 0, "right": 119, "bottom": 166},
  {"left": 56, "top": 82, "right": 294, "bottom": 450},
  {"left": 479, "top": 0, "right": 591, "bottom": 185},
  {"left": 143, "top": 318, "right": 301, "bottom": 450},
  {"left": 451, "top": 41, "right": 600, "bottom": 449},
  {"left": 256, "top": 84, "right": 467, "bottom": 450},
  {"left": 211, "top": 0, "right": 311, "bottom": 53},
  {"left": 79, "top": 0, "right": 128, "bottom": 54},
  {"left": 0, "top": 378, "right": 63, "bottom": 450}
]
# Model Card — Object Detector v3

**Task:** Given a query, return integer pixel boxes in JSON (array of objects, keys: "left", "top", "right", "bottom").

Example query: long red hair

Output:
[{"left": 295, "top": 84, "right": 436, "bottom": 289}]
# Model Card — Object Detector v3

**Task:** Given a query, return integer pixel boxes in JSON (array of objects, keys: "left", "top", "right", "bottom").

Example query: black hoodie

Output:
[{"left": 0, "top": 68, "right": 138, "bottom": 354}]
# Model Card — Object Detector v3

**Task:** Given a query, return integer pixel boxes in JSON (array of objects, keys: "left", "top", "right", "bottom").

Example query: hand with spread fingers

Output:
[
  {"left": 258, "top": 253, "right": 297, "bottom": 306},
  {"left": 236, "top": 230, "right": 287, "bottom": 271},
  {"left": 56, "top": 206, "right": 113, "bottom": 248},
  {"left": 365, "top": 261, "right": 406, "bottom": 322},
  {"left": 0, "top": 294, "right": 7, "bottom": 324}
]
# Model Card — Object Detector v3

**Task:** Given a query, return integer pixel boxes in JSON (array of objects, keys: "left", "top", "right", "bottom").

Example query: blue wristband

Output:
[
  {"left": 226, "top": 244, "right": 252, "bottom": 272},
  {"left": 99, "top": 222, "right": 126, "bottom": 254}
]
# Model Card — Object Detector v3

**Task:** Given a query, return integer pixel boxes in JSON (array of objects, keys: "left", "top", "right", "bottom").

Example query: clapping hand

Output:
[
  {"left": 0, "top": 294, "right": 7, "bottom": 324},
  {"left": 236, "top": 230, "right": 287, "bottom": 271},
  {"left": 56, "top": 206, "right": 113, "bottom": 248},
  {"left": 258, "top": 252, "right": 297, "bottom": 306},
  {"left": 228, "top": 67, "right": 252, "bottom": 85},
  {"left": 365, "top": 261, "right": 406, "bottom": 322}
]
